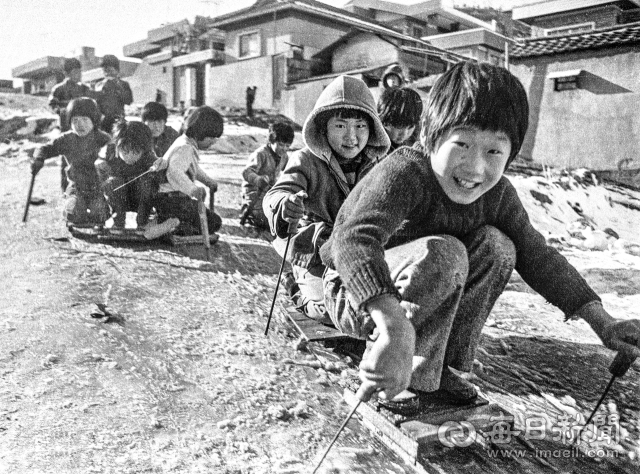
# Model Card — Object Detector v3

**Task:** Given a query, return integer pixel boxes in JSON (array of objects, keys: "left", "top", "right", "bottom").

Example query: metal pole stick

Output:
[
  {"left": 264, "top": 231, "right": 292, "bottom": 336},
  {"left": 22, "top": 173, "right": 36, "bottom": 223},
  {"left": 113, "top": 169, "right": 153, "bottom": 192},
  {"left": 311, "top": 401, "right": 361, "bottom": 474}
]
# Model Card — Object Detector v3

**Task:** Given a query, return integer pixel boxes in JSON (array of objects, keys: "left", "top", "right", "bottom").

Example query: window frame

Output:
[{"left": 238, "top": 30, "right": 262, "bottom": 60}]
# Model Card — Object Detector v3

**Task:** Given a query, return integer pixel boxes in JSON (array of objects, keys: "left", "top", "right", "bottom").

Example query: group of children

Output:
[
  {"left": 33, "top": 58, "right": 640, "bottom": 413},
  {"left": 255, "top": 62, "right": 640, "bottom": 412},
  {"left": 31, "top": 97, "right": 223, "bottom": 239}
]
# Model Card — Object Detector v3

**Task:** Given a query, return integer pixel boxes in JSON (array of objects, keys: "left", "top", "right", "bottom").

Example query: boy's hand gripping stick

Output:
[
  {"left": 573, "top": 350, "right": 637, "bottom": 445},
  {"left": 264, "top": 191, "right": 306, "bottom": 336}
]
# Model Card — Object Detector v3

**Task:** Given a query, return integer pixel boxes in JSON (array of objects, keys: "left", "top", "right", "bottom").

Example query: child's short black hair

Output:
[
  {"left": 378, "top": 87, "right": 423, "bottom": 128},
  {"left": 113, "top": 120, "right": 153, "bottom": 154},
  {"left": 63, "top": 58, "right": 82, "bottom": 74},
  {"left": 141, "top": 102, "right": 169, "bottom": 122},
  {"left": 183, "top": 106, "right": 224, "bottom": 141},
  {"left": 67, "top": 97, "right": 101, "bottom": 127},
  {"left": 100, "top": 54, "right": 120, "bottom": 71},
  {"left": 421, "top": 61, "right": 529, "bottom": 165},
  {"left": 315, "top": 108, "right": 373, "bottom": 136},
  {"left": 268, "top": 122, "right": 295, "bottom": 145}
]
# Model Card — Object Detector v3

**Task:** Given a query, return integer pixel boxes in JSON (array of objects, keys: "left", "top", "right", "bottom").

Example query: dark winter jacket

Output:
[
  {"left": 95, "top": 77, "right": 133, "bottom": 120},
  {"left": 48, "top": 79, "right": 93, "bottom": 131},
  {"left": 153, "top": 126, "right": 180, "bottom": 158},
  {"left": 263, "top": 75, "right": 391, "bottom": 268}
]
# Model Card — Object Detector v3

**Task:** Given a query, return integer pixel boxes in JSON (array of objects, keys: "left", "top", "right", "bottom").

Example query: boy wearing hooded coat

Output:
[
  {"left": 31, "top": 97, "right": 111, "bottom": 226},
  {"left": 263, "top": 75, "right": 390, "bottom": 321}
]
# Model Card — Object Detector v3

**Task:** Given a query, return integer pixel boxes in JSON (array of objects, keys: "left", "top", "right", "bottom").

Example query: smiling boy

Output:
[
  {"left": 320, "top": 61, "right": 640, "bottom": 412},
  {"left": 263, "top": 75, "right": 390, "bottom": 321}
]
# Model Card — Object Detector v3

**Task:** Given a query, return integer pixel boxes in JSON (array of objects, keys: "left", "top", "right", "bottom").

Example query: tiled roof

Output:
[{"left": 512, "top": 21, "right": 640, "bottom": 58}]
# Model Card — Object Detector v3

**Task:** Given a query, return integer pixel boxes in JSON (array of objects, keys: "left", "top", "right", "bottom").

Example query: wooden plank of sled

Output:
[
  {"left": 169, "top": 233, "right": 220, "bottom": 246},
  {"left": 281, "top": 305, "right": 350, "bottom": 342}
]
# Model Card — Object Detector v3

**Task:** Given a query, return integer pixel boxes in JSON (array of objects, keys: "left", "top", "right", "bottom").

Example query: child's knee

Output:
[
  {"left": 408, "top": 236, "right": 469, "bottom": 286},
  {"left": 475, "top": 226, "right": 516, "bottom": 270}
]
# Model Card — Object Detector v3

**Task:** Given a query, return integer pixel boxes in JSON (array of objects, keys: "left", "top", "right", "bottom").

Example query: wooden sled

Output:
[
  {"left": 169, "top": 233, "right": 220, "bottom": 246},
  {"left": 67, "top": 224, "right": 149, "bottom": 242},
  {"left": 281, "top": 304, "right": 350, "bottom": 342},
  {"left": 343, "top": 387, "right": 514, "bottom": 467}
]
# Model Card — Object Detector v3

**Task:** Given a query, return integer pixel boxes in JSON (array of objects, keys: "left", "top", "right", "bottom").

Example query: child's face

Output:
[
  {"left": 272, "top": 141, "right": 290, "bottom": 157},
  {"left": 144, "top": 120, "right": 166, "bottom": 138},
  {"left": 68, "top": 68, "right": 82, "bottom": 83},
  {"left": 197, "top": 137, "right": 217, "bottom": 150},
  {"left": 326, "top": 116, "right": 369, "bottom": 161},
  {"left": 71, "top": 116, "right": 94, "bottom": 137},
  {"left": 430, "top": 127, "right": 511, "bottom": 205},
  {"left": 385, "top": 124, "right": 415, "bottom": 146},
  {"left": 117, "top": 146, "right": 143, "bottom": 165},
  {"left": 102, "top": 66, "right": 118, "bottom": 78}
]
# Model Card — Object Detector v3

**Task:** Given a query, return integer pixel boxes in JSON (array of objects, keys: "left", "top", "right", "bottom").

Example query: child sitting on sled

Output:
[
  {"left": 320, "top": 61, "right": 640, "bottom": 413},
  {"left": 31, "top": 97, "right": 110, "bottom": 228},
  {"left": 240, "top": 121, "right": 294, "bottom": 229}
]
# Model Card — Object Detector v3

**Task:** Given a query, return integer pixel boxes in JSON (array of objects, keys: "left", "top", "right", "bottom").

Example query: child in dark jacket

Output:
[
  {"left": 263, "top": 75, "right": 390, "bottom": 322},
  {"left": 48, "top": 58, "right": 93, "bottom": 191},
  {"left": 98, "top": 120, "right": 158, "bottom": 231},
  {"left": 377, "top": 86, "right": 423, "bottom": 153},
  {"left": 153, "top": 106, "right": 222, "bottom": 236},
  {"left": 320, "top": 61, "right": 640, "bottom": 412},
  {"left": 95, "top": 55, "right": 133, "bottom": 134},
  {"left": 142, "top": 101, "right": 180, "bottom": 158},
  {"left": 240, "top": 122, "right": 294, "bottom": 229},
  {"left": 31, "top": 97, "right": 110, "bottom": 226}
]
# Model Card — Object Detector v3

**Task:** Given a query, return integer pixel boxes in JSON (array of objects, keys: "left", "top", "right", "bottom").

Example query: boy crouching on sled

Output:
[
  {"left": 153, "top": 106, "right": 223, "bottom": 237},
  {"left": 31, "top": 97, "right": 110, "bottom": 228},
  {"left": 320, "top": 61, "right": 640, "bottom": 413},
  {"left": 263, "top": 75, "right": 390, "bottom": 322},
  {"left": 97, "top": 120, "right": 159, "bottom": 234}
]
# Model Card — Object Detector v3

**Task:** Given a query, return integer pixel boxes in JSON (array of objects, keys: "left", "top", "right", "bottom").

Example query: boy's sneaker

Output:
[
  {"left": 421, "top": 367, "right": 478, "bottom": 405},
  {"left": 143, "top": 218, "right": 180, "bottom": 240}
]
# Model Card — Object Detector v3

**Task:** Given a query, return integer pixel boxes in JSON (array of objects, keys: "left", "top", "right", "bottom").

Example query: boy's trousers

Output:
[
  {"left": 102, "top": 174, "right": 158, "bottom": 227},
  {"left": 155, "top": 192, "right": 222, "bottom": 236},
  {"left": 63, "top": 185, "right": 109, "bottom": 225},
  {"left": 324, "top": 225, "right": 516, "bottom": 392}
]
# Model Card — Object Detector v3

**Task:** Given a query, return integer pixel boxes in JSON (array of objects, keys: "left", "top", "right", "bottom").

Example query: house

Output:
[
  {"left": 12, "top": 47, "right": 136, "bottom": 96},
  {"left": 509, "top": 0, "right": 640, "bottom": 171},
  {"left": 123, "top": 17, "right": 225, "bottom": 108},
  {"left": 0, "top": 80, "right": 15, "bottom": 93},
  {"left": 344, "top": 0, "right": 515, "bottom": 66}
]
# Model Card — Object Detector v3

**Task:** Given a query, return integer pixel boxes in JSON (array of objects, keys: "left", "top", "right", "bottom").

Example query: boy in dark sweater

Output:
[
  {"left": 377, "top": 86, "right": 423, "bottom": 153},
  {"left": 241, "top": 121, "right": 294, "bottom": 230},
  {"left": 321, "top": 61, "right": 640, "bottom": 410},
  {"left": 98, "top": 120, "right": 158, "bottom": 231},
  {"left": 142, "top": 101, "right": 180, "bottom": 158},
  {"left": 48, "top": 58, "right": 93, "bottom": 191},
  {"left": 31, "top": 98, "right": 110, "bottom": 227}
]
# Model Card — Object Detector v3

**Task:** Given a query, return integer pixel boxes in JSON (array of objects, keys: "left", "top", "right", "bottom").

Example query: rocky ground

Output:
[{"left": 1, "top": 93, "right": 640, "bottom": 473}]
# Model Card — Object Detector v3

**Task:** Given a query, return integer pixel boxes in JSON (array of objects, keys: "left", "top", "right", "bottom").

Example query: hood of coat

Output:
[{"left": 303, "top": 75, "right": 390, "bottom": 164}]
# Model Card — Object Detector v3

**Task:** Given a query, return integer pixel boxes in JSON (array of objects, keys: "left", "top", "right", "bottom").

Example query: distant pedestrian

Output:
[
  {"left": 246, "top": 86, "right": 257, "bottom": 118},
  {"left": 95, "top": 55, "right": 133, "bottom": 134},
  {"left": 31, "top": 98, "right": 110, "bottom": 227},
  {"left": 48, "top": 58, "right": 93, "bottom": 191},
  {"left": 240, "top": 121, "right": 294, "bottom": 229},
  {"left": 153, "top": 106, "right": 223, "bottom": 236},
  {"left": 142, "top": 101, "right": 180, "bottom": 158}
]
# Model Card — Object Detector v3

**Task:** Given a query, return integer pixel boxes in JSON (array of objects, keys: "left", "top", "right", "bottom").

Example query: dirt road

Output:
[{"left": 1, "top": 145, "right": 640, "bottom": 473}]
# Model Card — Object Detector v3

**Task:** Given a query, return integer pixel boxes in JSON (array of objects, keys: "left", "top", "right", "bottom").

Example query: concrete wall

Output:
[
  {"left": 511, "top": 45, "right": 640, "bottom": 170},
  {"left": 207, "top": 56, "right": 273, "bottom": 110},
  {"left": 528, "top": 5, "right": 620, "bottom": 31},
  {"left": 127, "top": 58, "right": 174, "bottom": 107},
  {"left": 332, "top": 33, "right": 399, "bottom": 73}
]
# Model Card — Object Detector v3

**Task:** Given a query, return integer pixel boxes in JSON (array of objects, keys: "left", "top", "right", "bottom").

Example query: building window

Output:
[
  {"left": 412, "top": 26, "right": 424, "bottom": 38},
  {"left": 239, "top": 31, "right": 261, "bottom": 59},
  {"left": 162, "top": 66, "right": 167, "bottom": 73},
  {"left": 548, "top": 70, "right": 582, "bottom": 91},
  {"left": 544, "top": 22, "right": 595, "bottom": 37}
]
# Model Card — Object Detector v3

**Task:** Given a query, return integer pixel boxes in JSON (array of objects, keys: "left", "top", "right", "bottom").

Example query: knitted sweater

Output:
[{"left": 320, "top": 145, "right": 600, "bottom": 318}]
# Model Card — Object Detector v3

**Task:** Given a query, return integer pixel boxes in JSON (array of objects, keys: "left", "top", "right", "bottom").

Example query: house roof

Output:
[
  {"left": 206, "top": 0, "right": 432, "bottom": 45},
  {"left": 511, "top": 20, "right": 640, "bottom": 57},
  {"left": 512, "top": 0, "right": 640, "bottom": 22}
]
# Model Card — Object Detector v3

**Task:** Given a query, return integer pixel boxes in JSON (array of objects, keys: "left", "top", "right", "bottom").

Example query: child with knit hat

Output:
[
  {"left": 31, "top": 97, "right": 111, "bottom": 227},
  {"left": 263, "top": 75, "right": 390, "bottom": 322}
]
